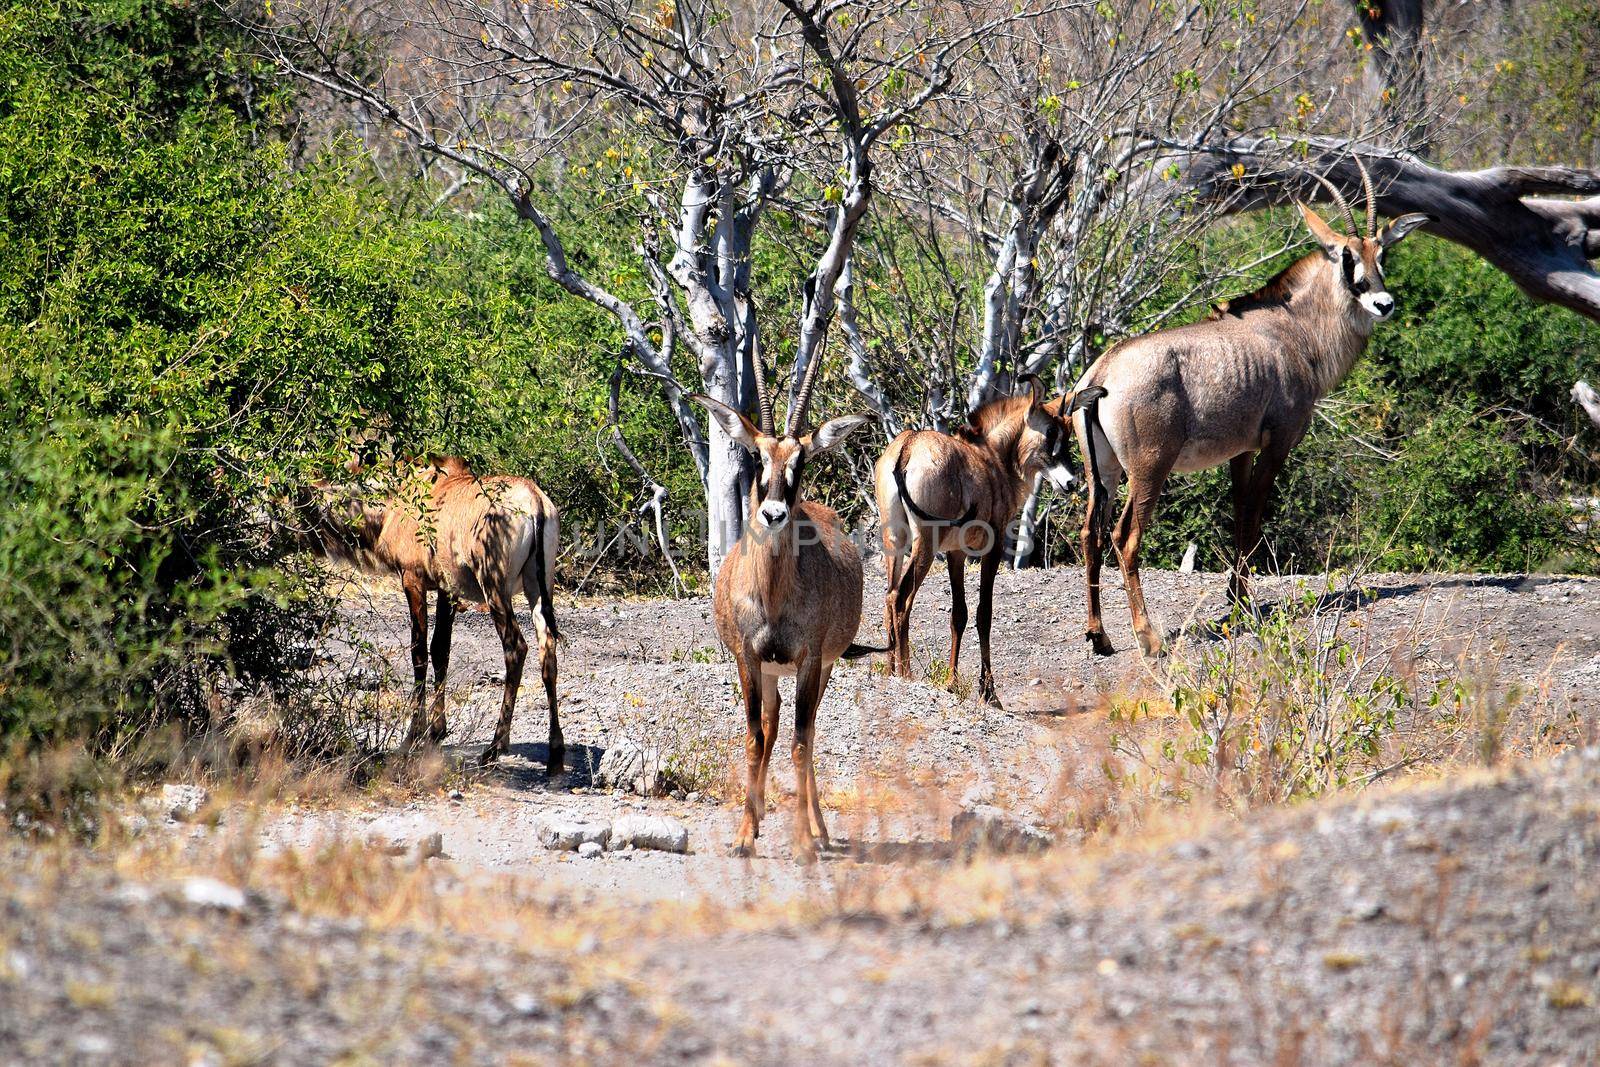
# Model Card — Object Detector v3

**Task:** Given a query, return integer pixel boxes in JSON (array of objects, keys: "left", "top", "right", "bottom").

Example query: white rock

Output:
[
  {"left": 595, "top": 738, "right": 673, "bottom": 796},
  {"left": 179, "top": 876, "right": 247, "bottom": 913},
  {"left": 951, "top": 805, "right": 1054, "bottom": 855},
  {"left": 609, "top": 814, "right": 689, "bottom": 853},
  {"left": 536, "top": 817, "right": 611, "bottom": 852},
  {"left": 158, "top": 784, "right": 209, "bottom": 822},
  {"left": 577, "top": 841, "right": 603, "bottom": 859}
]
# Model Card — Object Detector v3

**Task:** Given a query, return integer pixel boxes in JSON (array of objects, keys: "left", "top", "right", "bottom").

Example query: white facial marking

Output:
[
  {"left": 1045, "top": 463, "right": 1076, "bottom": 492},
  {"left": 1360, "top": 290, "right": 1395, "bottom": 320}
]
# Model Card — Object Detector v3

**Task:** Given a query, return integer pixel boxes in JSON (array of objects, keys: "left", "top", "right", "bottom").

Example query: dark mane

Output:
[
  {"left": 955, "top": 394, "right": 1031, "bottom": 444},
  {"left": 1206, "top": 254, "right": 1320, "bottom": 320}
]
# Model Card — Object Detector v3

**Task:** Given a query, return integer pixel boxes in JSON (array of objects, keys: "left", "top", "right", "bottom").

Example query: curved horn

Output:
[
  {"left": 1353, "top": 153, "right": 1377, "bottom": 239},
  {"left": 748, "top": 305, "right": 774, "bottom": 436},
  {"left": 1305, "top": 169, "right": 1359, "bottom": 238},
  {"left": 787, "top": 347, "right": 824, "bottom": 436}
]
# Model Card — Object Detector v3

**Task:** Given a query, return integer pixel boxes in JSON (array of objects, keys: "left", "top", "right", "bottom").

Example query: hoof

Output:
[
  {"left": 1086, "top": 630, "right": 1115, "bottom": 657},
  {"left": 478, "top": 744, "right": 506, "bottom": 767},
  {"left": 731, "top": 841, "right": 755, "bottom": 859},
  {"left": 546, "top": 744, "right": 566, "bottom": 778},
  {"left": 792, "top": 841, "right": 819, "bottom": 866}
]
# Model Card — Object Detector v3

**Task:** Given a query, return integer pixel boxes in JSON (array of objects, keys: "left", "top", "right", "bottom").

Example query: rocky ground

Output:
[
  {"left": 3, "top": 567, "right": 1598, "bottom": 1064},
  {"left": 255, "top": 567, "right": 1599, "bottom": 891},
  {"left": 4, "top": 748, "right": 1599, "bottom": 1064}
]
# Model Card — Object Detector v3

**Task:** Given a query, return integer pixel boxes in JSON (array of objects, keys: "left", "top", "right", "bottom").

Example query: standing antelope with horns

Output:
[
  {"left": 691, "top": 338, "right": 876, "bottom": 860},
  {"left": 291, "top": 456, "right": 564, "bottom": 771},
  {"left": 1075, "top": 160, "right": 1433, "bottom": 656},
  {"left": 874, "top": 375, "right": 1105, "bottom": 704}
]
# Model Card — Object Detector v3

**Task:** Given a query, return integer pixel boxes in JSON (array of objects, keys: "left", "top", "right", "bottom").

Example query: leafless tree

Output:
[
  {"left": 255, "top": 0, "right": 1042, "bottom": 573},
  {"left": 847, "top": 1, "right": 1600, "bottom": 566}
]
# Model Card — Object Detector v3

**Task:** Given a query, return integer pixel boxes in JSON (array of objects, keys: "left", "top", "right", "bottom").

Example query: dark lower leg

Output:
[
  {"left": 402, "top": 577, "right": 428, "bottom": 746},
  {"left": 1229, "top": 453, "right": 1255, "bottom": 603},
  {"left": 427, "top": 595, "right": 454, "bottom": 742},
  {"left": 1084, "top": 491, "right": 1114, "bottom": 656},
  {"left": 975, "top": 549, "right": 1002, "bottom": 704},
  {"left": 946, "top": 552, "right": 968, "bottom": 683}
]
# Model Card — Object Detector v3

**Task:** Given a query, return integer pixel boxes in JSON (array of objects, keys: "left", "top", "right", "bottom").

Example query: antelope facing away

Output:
[
  {"left": 874, "top": 375, "right": 1104, "bottom": 704},
  {"left": 1073, "top": 161, "right": 1432, "bottom": 656},
  {"left": 292, "top": 456, "right": 563, "bottom": 771},
  {"left": 691, "top": 350, "right": 876, "bottom": 860}
]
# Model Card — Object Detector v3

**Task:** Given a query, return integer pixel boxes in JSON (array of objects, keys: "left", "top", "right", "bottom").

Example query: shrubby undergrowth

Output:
[{"left": 1, "top": 0, "right": 1597, "bottom": 769}]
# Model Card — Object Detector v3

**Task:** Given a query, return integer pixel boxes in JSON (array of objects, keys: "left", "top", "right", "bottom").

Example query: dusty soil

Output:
[
  {"left": 4, "top": 567, "right": 1597, "bottom": 1065},
  {"left": 5, "top": 749, "right": 1599, "bottom": 1064},
  {"left": 256, "top": 567, "right": 1600, "bottom": 894}
]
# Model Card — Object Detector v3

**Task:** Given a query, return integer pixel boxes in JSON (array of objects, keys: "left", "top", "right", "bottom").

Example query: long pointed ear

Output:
[
  {"left": 806, "top": 413, "right": 873, "bottom": 455},
  {"left": 1018, "top": 373, "right": 1046, "bottom": 407},
  {"left": 1379, "top": 212, "right": 1434, "bottom": 249},
  {"left": 688, "top": 394, "right": 763, "bottom": 453},
  {"left": 1296, "top": 201, "right": 1346, "bottom": 257}
]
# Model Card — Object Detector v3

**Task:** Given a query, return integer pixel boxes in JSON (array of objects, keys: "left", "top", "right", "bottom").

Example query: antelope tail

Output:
[
  {"left": 530, "top": 509, "right": 561, "bottom": 644},
  {"left": 841, "top": 642, "right": 888, "bottom": 659},
  {"left": 892, "top": 448, "right": 977, "bottom": 528},
  {"left": 1078, "top": 386, "right": 1113, "bottom": 544}
]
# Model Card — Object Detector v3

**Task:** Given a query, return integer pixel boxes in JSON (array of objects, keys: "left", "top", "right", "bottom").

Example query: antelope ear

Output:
[
  {"left": 806, "top": 413, "right": 873, "bottom": 455},
  {"left": 1296, "top": 201, "right": 1345, "bottom": 257},
  {"left": 688, "top": 394, "right": 763, "bottom": 453},
  {"left": 1379, "top": 212, "right": 1434, "bottom": 248},
  {"left": 1067, "top": 385, "right": 1108, "bottom": 415},
  {"left": 1018, "top": 373, "right": 1046, "bottom": 407}
]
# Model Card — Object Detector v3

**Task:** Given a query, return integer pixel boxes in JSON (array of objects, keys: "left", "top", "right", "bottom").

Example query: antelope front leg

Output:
[
  {"left": 945, "top": 551, "right": 968, "bottom": 688},
  {"left": 1228, "top": 452, "right": 1255, "bottom": 605},
  {"left": 975, "top": 548, "right": 1002, "bottom": 706},
  {"left": 427, "top": 594, "right": 455, "bottom": 743},
  {"left": 401, "top": 576, "right": 430, "bottom": 748},
  {"left": 733, "top": 656, "right": 766, "bottom": 857}
]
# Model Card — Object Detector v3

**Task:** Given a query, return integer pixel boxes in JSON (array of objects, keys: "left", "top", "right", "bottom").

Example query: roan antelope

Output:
[
  {"left": 1073, "top": 161, "right": 1433, "bottom": 656},
  {"left": 291, "top": 456, "right": 563, "bottom": 771},
  {"left": 874, "top": 375, "right": 1104, "bottom": 704},
  {"left": 691, "top": 348, "right": 877, "bottom": 860}
]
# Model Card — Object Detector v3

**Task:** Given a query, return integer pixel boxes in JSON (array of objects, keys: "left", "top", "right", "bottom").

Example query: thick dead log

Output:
[{"left": 1180, "top": 140, "right": 1600, "bottom": 323}]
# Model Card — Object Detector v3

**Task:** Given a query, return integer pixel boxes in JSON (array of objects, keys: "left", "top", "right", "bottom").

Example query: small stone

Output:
[
  {"left": 448, "top": 789, "right": 465, "bottom": 802},
  {"left": 416, "top": 833, "right": 445, "bottom": 861},
  {"left": 179, "top": 876, "right": 247, "bottom": 913},
  {"left": 537, "top": 817, "right": 611, "bottom": 852},
  {"left": 951, "top": 805, "right": 1054, "bottom": 855},
  {"left": 595, "top": 738, "right": 673, "bottom": 796},
  {"left": 158, "top": 784, "right": 209, "bottom": 823},
  {"left": 509, "top": 993, "right": 543, "bottom": 1017},
  {"left": 577, "top": 841, "right": 603, "bottom": 859},
  {"left": 610, "top": 814, "right": 690, "bottom": 853}
]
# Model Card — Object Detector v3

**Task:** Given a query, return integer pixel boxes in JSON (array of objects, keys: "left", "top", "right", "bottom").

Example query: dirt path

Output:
[
  {"left": 7, "top": 750, "right": 1600, "bottom": 1064},
  {"left": 252, "top": 568, "right": 1600, "bottom": 900}
]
